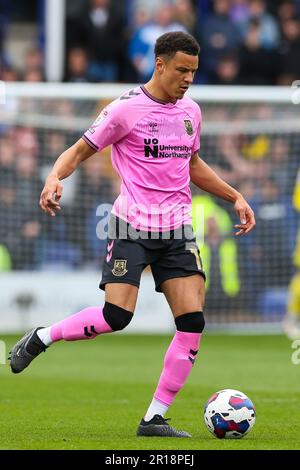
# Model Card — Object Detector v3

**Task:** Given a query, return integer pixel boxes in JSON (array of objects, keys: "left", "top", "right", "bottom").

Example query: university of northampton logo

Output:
[
  {"left": 112, "top": 259, "right": 128, "bottom": 276},
  {"left": 184, "top": 119, "right": 193, "bottom": 135}
]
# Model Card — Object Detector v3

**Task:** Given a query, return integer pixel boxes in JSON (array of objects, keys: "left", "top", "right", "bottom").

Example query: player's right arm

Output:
[
  {"left": 40, "top": 93, "right": 135, "bottom": 217},
  {"left": 39, "top": 138, "right": 95, "bottom": 217}
]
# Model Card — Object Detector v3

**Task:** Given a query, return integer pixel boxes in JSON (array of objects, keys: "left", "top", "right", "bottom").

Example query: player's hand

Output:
[
  {"left": 233, "top": 195, "right": 256, "bottom": 236},
  {"left": 39, "top": 175, "right": 63, "bottom": 217}
]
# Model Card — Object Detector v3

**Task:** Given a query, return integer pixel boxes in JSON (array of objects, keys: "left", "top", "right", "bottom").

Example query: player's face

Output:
[{"left": 157, "top": 51, "right": 198, "bottom": 101}]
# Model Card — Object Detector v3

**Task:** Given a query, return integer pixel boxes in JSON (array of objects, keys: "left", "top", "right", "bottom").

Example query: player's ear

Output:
[{"left": 155, "top": 56, "right": 165, "bottom": 75}]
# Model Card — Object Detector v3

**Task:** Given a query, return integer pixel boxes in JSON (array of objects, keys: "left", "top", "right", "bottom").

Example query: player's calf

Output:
[
  {"left": 153, "top": 311, "right": 205, "bottom": 407},
  {"left": 42, "top": 302, "right": 133, "bottom": 343},
  {"left": 138, "top": 311, "right": 205, "bottom": 436},
  {"left": 9, "top": 303, "right": 133, "bottom": 374}
]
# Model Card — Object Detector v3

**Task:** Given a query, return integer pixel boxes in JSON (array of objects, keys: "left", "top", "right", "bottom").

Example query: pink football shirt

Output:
[{"left": 82, "top": 86, "right": 202, "bottom": 231}]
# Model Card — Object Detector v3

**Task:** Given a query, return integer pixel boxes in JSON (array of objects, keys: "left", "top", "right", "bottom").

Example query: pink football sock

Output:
[
  {"left": 154, "top": 330, "right": 202, "bottom": 406},
  {"left": 50, "top": 306, "right": 112, "bottom": 342}
]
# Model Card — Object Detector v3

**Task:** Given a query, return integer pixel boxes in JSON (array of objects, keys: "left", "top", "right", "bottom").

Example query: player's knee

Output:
[
  {"left": 175, "top": 311, "right": 205, "bottom": 333},
  {"left": 103, "top": 302, "right": 133, "bottom": 331}
]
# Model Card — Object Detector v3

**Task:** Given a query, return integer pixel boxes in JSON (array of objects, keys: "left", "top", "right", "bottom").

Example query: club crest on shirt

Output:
[
  {"left": 88, "top": 109, "right": 108, "bottom": 133},
  {"left": 112, "top": 259, "right": 128, "bottom": 276},
  {"left": 184, "top": 119, "right": 193, "bottom": 136}
]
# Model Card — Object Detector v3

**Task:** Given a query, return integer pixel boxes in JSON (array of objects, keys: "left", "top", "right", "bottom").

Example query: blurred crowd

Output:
[
  {"left": 0, "top": 94, "right": 299, "bottom": 317},
  {"left": 1, "top": 0, "right": 300, "bottom": 85},
  {"left": 0, "top": 122, "right": 116, "bottom": 272},
  {"left": 197, "top": 116, "right": 299, "bottom": 314},
  {"left": 1, "top": 0, "right": 300, "bottom": 317}
]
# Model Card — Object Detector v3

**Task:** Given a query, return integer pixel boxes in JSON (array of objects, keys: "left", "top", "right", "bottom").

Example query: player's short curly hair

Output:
[{"left": 155, "top": 32, "right": 200, "bottom": 59}]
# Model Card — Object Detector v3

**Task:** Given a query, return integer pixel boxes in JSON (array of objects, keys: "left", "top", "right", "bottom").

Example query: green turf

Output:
[{"left": 0, "top": 333, "right": 299, "bottom": 450}]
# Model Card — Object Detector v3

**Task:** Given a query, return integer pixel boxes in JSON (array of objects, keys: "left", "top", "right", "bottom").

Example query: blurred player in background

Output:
[
  {"left": 9, "top": 32, "right": 255, "bottom": 437},
  {"left": 283, "top": 168, "right": 300, "bottom": 339}
]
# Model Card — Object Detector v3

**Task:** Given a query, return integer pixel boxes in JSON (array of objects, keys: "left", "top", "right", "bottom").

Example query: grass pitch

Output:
[{"left": 0, "top": 333, "right": 299, "bottom": 450}]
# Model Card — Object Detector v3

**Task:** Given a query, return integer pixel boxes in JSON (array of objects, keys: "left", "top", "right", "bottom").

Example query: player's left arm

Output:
[{"left": 189, "top": 153, "right": 256, "bottom": 236}]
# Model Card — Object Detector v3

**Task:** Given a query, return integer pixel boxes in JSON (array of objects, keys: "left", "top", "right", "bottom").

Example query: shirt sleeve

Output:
[
  {"left": 192, "top": 106, "right": 202, "bottom": 155},
  {"left": 82, "top": 99, "right": 130, "bottom": 152}
]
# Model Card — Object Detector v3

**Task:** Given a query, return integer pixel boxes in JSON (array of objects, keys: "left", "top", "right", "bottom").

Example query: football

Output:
[{"left": 204, "top": 389, "right": 256, "bottom": 439}]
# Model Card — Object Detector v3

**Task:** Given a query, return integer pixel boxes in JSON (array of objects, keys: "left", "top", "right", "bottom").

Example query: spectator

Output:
[
  {"left": 277, "top": 0, "right": 299, "bottom": 23},
  {"left": 283, "top": 168, "right": 300, "bottom": 338},
  {"left": 66, "top": 0, "right": 87, "bottom": 47},
  {"left": 17, "top": 47, "right": 45, "bottom": 82},
  {"left": 129, "top": 3, "right": 187, "bottom": 82},
  {"left": 239, "top": 18, "right": 280, "bottom": 84},
  {"left": 0, "top": 0, "right": 11, "bottom": 64},
  {"left": 243, "top": 177, "right": 295, "bottom": 288},
  {"left": 278, "top": 17, "right": 300, "bottom": 85},
  {"left": 241, "top": 0, "right": 280, "bottom": 50},
  {"left": 74, "top": 0, "right": 125, "bottom": 82},
  {"left": 230, "top": 0, "right": 250, "bottom": 27},
  {"left": 42, "top": 132, "right": 67, "bottom": 165},
  {"left": 0, "top": 65, "right": 19, "bottom": 81},
  {"left": 37, "top": 216, "right": 82, "bottom": 271},
  {"left": 201, "top": 0, "right": 241, "bottom": 80},
  {"left": 0, "top": 174, "right": 20, "bottom": 269},
  {"left": 24, "top": 47, "right": 44, "bottom": 75},
  {"left": 267, "top": 137, "right": 299, "bottom": 197},
  {"left": 192, "top": 194, "right": 241, "bottom": 314},
  {"left": 132, "top": 7, "right": 151, "bottom": 31},
  {"left": 8, "top": 149, "right": 43, "bottom": 269},
  {"left": 72, "top": 154, "right": 114, "bottom": 265},
  {"left": 0, "top": 135, "right": 16, "bottom": 174},
  {"left": 174, "top": 0, "right": 200, "bottom": 37},
  {"left": 0, "top": 243, "right": 11, "bottom": 271},
  {"left": 211, "top": 53, "right": 240, "bottom": 84},
  {"left": 23, "top": 69, "right": 44, "bottom": 82},
  {"left": 203, "top": 134, "right": 256, "bottom": 185},
  {"left": 65, "top": 47, "right": 90, "bottom": 82},
  {"left": 14, "top": 127, "right": 39, "bottom": 158},
  {"left": 15, "top": 152, "right": 42, "bottom": 209}
]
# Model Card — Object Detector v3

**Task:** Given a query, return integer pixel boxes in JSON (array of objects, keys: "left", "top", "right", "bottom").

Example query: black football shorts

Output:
[{"left": 100, "top": 215, "right": 206, "bottom": 293}]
